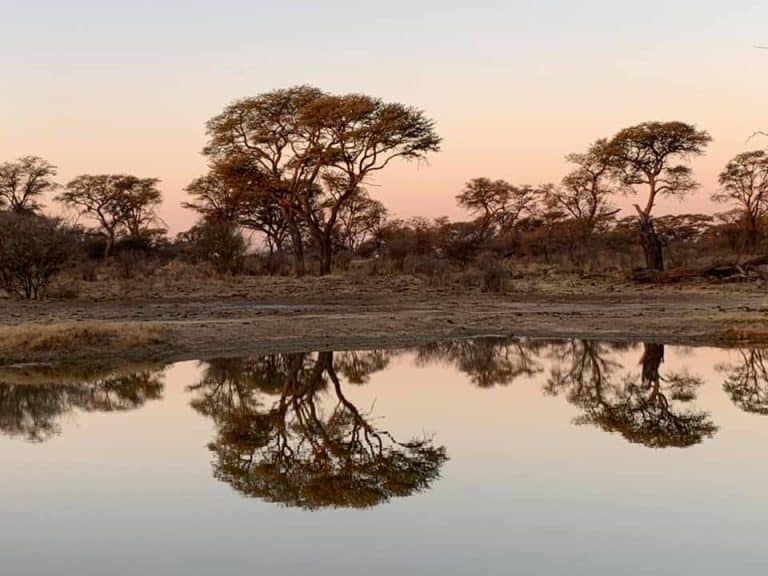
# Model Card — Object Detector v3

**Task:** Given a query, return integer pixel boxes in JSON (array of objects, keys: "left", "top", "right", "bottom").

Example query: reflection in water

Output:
[
  {"left": 720, "top": 349, "right": 768, "bottom": 414},
  {"left": 334, "top": 350, "right": 394, "bottom": 384},
  {"left": 2, "top": 339, "right": 768, "bottom": 511},
  {"left": 0, "top": 365, "right": 164, "bottom": 442},
  {"left": 188, "top": 352, "right": 448, "bottom": 510},
  {"left": 545, "top": 341, "right": 717, "bottom": 448},
  {"left": 415, "top": 337, "right": 542, "bottom": 387}
]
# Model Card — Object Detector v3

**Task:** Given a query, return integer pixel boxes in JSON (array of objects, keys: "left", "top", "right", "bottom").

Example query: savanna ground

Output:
[{"left": 1, "top": 264, "right": 766, "bottom": 366}]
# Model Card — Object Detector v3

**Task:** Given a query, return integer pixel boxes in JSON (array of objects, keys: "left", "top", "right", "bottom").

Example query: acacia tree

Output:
[
  {"left": 205, "top": 87, "right": 440, "bottom": 276},
  {"left": 186, "top": 155, "right": 289, "bottom": 260},
  {"left": 457, "top": 178, "right": 538, "bottom": 236},
  {"left": 185, "top": 173, "right": 242, "bottom": 224},
  {"left": 0, "top": 156, "right": 57, "bottom": 214},
  {"left": 543, "top": 140, "right": 619, "bottom": 253},
  {"left": 57, "top": 174, "right": 163, "bottom": 258},
  {"left": 604, "top": 122, "right": 711, "bottom": 271},
  {"left": 714, "top": 150, "right": 768, "bottom": 250},
  {"left": 335, "top": 192, "right": 387, "bottom": 252},
  {"left": 115, "top": 177, "right": 164, "bottom": 241},
  {"left": 204, "top": 86, "right": 328, "bottom": 276},
  {"left": 302, "top": 94, "right": 440, "bottom": 274}
]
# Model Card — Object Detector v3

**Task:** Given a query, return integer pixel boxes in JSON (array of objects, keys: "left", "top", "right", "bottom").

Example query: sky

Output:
[{"left": 2, "top": 0, "right": 768, "bottom": 233}]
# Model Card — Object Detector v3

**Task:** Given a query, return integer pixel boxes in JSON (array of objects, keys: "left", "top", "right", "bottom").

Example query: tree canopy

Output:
[{"left": 0, "top": 156, "right": 57, "bottom": 214}]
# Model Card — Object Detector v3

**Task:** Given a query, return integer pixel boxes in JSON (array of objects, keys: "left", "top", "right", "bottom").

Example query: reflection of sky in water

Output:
[{"left": 0, "top": 342, "right": 767, "bottom": 575}]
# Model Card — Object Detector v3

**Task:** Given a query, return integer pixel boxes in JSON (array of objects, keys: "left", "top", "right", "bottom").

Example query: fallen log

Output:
[{"left": 628, "top": 254, "right": 768, "bottom": 284}]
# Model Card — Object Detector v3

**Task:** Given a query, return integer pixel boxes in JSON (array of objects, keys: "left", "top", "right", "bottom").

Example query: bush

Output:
[
  {"left": 115, "top": 249, "right": 149, "bottom": 279},
  {"left": 181, "top": 217, "right": 246, "bottom": 275},
  {"left": 477, "top": 252, "right": 508, "bottom": 293},
  {"left": 0, "top": 212, "right": 78, "bottom": 299}
]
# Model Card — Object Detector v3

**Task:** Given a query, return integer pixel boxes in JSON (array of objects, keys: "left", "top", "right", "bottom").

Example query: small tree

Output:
[
  {"left": 336, "top": 193, "right": 388, "bottom": 252},
  {"left": 0, "top": 156, "right": 57, "bottom": 214},
  {"left": 436, "top": 219, "right": 486, "bottom": 269},
  {"left": 58, "top": 174, "right": 162, "bottom": 258},
  {"left": 604, "top": 122, "right": 711, "bottom": 271},
  {"left": 0, "top": 212, "right": 77, "bottom": 299},
  {"left": 457, "top": 178, "right": 538, "bottom": 236},
  {"left": 185, "top": 156, "right": 290, "bottom": 260},
  {"left": 547, "top": 140, "right": 619, "bottom": 240},
  {"left": 116, "top": 177, "right": 164, "bottom": 241},
  {"left": 184, "top": 216, "right": 246, "bottom": 275},
  {"left": 714, "top": 150, "right": 768, "bottom": 250}
]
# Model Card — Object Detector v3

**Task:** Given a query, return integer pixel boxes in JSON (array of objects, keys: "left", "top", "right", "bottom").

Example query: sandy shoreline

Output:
[{"left": 1, "top": 274, "right": 766, "bottom": 365}]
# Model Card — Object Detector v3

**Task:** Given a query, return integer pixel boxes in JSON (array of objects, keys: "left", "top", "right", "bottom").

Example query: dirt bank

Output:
[{"left": 1, "top": 273, "right": 766, "bottom": 365}]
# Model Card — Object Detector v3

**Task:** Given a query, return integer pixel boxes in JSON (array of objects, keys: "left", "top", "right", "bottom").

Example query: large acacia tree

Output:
[
  {"left": 604, "top": 122, "right": 711, "bottom": 271},
  {"left": 204, "top": 86, "right": 440, "bottom": 276},
  {"left": 204, "top": 86, "right": 324, "bottom": 276}
]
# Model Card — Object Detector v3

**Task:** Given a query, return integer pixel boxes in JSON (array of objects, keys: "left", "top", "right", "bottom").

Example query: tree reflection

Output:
[
  {"left": 720, "top": 349, "right": 768, "bottom": 414},
  {"left": 0, "top": 365, "right": 164, "bottom": 442},
  {"left": 546, "top": 341, "right": 716, "bottom": 448},
  {"left": 415, "top": 337, "right": 542, "bottom": 387},
  {"left": 334, "top": 350, "right": 395, "bottom": 385},
  {"left": 189, "top": 351, "right": 447, "bottom": 510}
]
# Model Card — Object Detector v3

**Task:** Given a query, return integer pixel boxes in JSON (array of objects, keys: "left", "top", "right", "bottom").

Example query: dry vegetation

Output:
[
  {"left": 0, "top": 322, "right": 168, "bottom": 364},
  {"left": 2, "top": 99, "right": 768, "bottom": 366}
]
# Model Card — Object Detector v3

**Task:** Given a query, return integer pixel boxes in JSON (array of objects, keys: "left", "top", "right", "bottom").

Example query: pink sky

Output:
[{"left": 3, "top": 1, "right": 767, "bottom": 234}]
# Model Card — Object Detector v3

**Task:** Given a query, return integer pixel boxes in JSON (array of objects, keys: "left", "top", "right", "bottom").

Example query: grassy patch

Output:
[{"left": 0, "top": 322, "right": 167, "bottom": 362}]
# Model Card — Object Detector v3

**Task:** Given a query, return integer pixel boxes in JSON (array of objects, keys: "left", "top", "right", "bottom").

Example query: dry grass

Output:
[
  {"left": 719, "top": 329, "right": 768, "bottom": 345},
  {"left": 0, "top": 321, "right": 167, "bottom": 362}
]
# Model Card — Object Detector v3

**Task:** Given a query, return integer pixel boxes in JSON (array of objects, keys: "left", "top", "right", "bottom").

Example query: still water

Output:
[{"left": 1, "top": 339, "right": 767, "bottom": 575}]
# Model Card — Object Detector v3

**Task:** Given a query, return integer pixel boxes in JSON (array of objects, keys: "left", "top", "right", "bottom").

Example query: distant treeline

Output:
[{"left": 0, "top": 86, "right": 766, "bottom": 298}]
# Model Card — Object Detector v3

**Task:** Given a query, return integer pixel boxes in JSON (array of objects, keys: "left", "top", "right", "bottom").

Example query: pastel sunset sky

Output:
[{"left": 3, "top": 0, "right": 767, "bottom": 233}]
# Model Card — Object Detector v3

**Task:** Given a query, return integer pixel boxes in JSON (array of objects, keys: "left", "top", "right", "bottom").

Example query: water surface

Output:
[{"left": 1, "top": 339, "right": 767, "bottom": 575}]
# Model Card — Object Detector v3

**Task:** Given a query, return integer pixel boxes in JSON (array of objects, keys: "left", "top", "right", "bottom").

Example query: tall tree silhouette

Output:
[
  {"left": 204, "top": 86, "right": 440, "bottom": 275},
  {"left": 604, "top": 122, "right": 711, "bottom": 271}
]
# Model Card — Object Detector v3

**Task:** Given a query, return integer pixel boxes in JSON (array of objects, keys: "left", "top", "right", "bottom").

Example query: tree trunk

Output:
[
  {"left": 638, "top": 215, "right": 664, "bottom": 272},
  {"left": 104, "top": 233, "right": 115, "bottom": 260},
  {"left": 319, "top": 232, "right": 333, "bottom": 276},
  {"left": 288, "top": 223, "right": 305, "bottom": 277},
  {"left": 641, "top": 343, "right": 664, "bottom": 380},
  {"left": 744, "top": 216, "right": 759, "bottom": 252}
]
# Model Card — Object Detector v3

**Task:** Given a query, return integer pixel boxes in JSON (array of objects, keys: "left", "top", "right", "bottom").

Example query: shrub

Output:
[
  {"left": 477, "top": 252, "right": 508, "bottom": 293},
  {"left": 0, "top": 212, "right": 78, "bottom": 299},
  {"left": 182, "top": 217, "right": 246, "bottom": 275}
]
